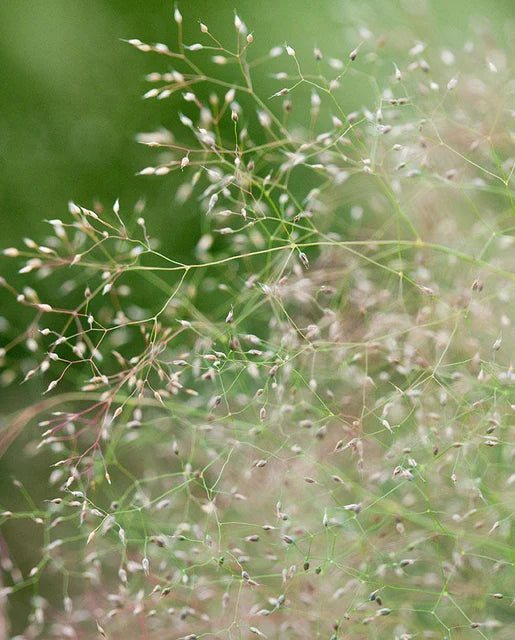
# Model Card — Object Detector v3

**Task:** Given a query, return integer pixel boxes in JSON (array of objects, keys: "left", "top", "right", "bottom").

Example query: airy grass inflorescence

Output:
[{"left": 1, "top": 4, "right": 514, "bottom": 639}]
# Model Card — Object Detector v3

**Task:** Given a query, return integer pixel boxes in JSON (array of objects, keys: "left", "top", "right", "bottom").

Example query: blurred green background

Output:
[{"left": 0, "top": 0, "right": 513, "bottom": 633}]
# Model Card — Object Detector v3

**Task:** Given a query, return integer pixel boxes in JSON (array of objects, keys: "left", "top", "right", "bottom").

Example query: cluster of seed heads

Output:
[{"left": 0, "top": 3, "right": 514, "bottom": 639}]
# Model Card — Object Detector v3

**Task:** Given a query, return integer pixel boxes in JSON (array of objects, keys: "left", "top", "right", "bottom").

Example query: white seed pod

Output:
[{"left": 447, "top": 76, "right": 458, "bottom": 90}]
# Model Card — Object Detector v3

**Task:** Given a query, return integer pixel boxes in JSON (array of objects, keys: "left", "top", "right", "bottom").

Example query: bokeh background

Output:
[{"left": 0, "top": 0, "right": 514, "bottom": 634}]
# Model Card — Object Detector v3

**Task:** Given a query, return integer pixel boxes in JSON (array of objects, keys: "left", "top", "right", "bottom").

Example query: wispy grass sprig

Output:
[{"left": 0, "top": 4, "right": 514, "bottom": 639}]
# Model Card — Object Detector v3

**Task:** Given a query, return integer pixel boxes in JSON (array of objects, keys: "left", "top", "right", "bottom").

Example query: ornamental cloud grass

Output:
[{"left": 0, "top": 3, "right": 514, "bottom": 639}]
